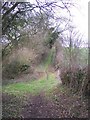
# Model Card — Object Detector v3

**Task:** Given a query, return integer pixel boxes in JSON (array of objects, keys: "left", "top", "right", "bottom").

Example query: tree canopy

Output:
[{"left": 1, "top": 1, "right": 75, "bottom": 43}]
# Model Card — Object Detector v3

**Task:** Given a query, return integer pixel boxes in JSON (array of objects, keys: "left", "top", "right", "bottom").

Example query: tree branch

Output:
[{"left": 2, "top": 2, "right": 19, "bottom": 19}]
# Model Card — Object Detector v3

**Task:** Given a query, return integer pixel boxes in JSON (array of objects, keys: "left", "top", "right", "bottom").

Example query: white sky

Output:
[
  {"left": 72, "top": 0, "right": 89, "bottom": 40},
  {"left": 4, "top": 0, "right": 89, "bottom": 37},
  {"left": 27, "top": 0, "right": 89, "bottom": 39}
]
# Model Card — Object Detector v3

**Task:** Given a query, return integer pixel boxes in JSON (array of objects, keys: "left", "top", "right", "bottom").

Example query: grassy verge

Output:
[{"left": 3, "top": 73, "right": 59, "bottom": 96}]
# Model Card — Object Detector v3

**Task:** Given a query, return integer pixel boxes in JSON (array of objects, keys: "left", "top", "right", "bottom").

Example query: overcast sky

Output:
[
  {"left": 27, "top": 0, "right": 88, "bottom": 40},
  {"left": 3, "top": 0, "right": 89, "bottom": 44},
  {"left": 72, "top": 0, "right": 88, "bottom": 40},
  {"left": 4, "top": 0, "right": 89, "bottom": 37}
]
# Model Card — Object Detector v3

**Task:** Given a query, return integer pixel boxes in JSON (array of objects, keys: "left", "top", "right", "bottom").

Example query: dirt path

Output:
[
  {"left": 21, "top": 94, "right": 61, "bottom": 118},
  {"left": 2, "top": 90, "right": 88, "bottom": 118},
  {"left": 21, "top": 93, "right": 88, "bottom": 118},
  {"left": 2, "top": 67, "right": 88, "bottom": 118}
]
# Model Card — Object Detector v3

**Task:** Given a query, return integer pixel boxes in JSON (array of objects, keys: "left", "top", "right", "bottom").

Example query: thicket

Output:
[
  {"left": 2, "top": 60, "right": 30, "bottom": 79},
  {"left": 61, "top": 66, "right": 89, "bottom": 96}
]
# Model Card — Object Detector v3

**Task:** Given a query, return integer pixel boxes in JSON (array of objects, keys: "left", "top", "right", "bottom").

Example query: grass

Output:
[
  {"left": 2, "top": 48, "right": 58, "bottom": 97},
  {"left": 3, "top": 73, "right": 60, "bottom": 96},
  {"left": 40, "top": 48, "right": 54, "bottom": 70}
]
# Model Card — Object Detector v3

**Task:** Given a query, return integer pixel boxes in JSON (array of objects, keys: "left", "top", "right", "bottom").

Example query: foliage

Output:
[
  {"left": 2, "top": 43, "right": 13, "bottom": 60},
  {"left": 61, "top": 67, "right": 88, "bottom": 96},
  {"left": 44, "top": 29, "right": 60, "bottom": 48},
  {"left": 45, "top": 48, "right": 55, "bottom": 69},
  {"left": 2, "top": 2, "right": 27, "bottom": 42},
  {"left": 61, "top": 47, "right": 88, "bottom": 69},
  {"left": 2, "top": 60, "right": 30, "bottom": 79},
  {"left": 2, "top": 1, "right": 74, "bottom": 50},
  {"left": 2, "top": 1, "right": 74, "bottom": 35}
]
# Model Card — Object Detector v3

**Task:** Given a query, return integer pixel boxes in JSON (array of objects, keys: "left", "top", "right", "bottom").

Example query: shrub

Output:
[
  {"left": 61, "top": 67, "right": 88, "bottom": 96},
  {"left": 2, "top": 61, "right": 30, "bottom": 79}
]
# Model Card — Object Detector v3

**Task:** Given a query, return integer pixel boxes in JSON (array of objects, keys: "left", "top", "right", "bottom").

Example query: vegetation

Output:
[
  {"left": 1, "top": 0, "right": 88, "bottom": 118},
  {"left": 3, "top": 73, "right": 59, "bottom": 96}
]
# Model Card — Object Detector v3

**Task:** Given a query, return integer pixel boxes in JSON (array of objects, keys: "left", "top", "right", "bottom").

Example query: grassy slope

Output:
[
  {"left": 3, "top": 49, "right": 58, "bottom": 96},
  {"left": 3, "top": 73, "right": 60, "bottom": 96}
]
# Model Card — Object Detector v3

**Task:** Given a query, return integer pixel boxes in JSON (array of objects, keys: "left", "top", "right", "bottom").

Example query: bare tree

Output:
[
  {"left": 1, "top": 0, "right": 76, "bottom": 39},
  {"left": 1, "top": 0, "right": 76, "bottom": 62}
]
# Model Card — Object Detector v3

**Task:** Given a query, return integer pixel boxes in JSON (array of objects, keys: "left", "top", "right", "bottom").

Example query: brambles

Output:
[
  {"left": 61, "top": 67, "right": 88, "bottom": 96},
  {"left": 2, "top": 61, "right": 30, "bottom": 79}
]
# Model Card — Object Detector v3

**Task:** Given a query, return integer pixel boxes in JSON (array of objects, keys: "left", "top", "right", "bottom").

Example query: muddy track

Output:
[{"left": 2, "top": 92, "right": 88, "bottom": 118}]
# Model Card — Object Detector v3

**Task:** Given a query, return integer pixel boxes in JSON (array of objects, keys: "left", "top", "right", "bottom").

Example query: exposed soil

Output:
[{"left": 2, "top": 89, "right": 88, "bottom": 118}]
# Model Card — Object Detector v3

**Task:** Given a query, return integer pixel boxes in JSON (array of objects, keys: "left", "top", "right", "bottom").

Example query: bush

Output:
[
  {"left": 2, "top": 61, "right": 30, "bottom": 79},
  {"left": 60, "top": 68, "right": 71, "bottom": 86},
  {"left": 61, "top": 67, "right": 88, "bottom": 96}
]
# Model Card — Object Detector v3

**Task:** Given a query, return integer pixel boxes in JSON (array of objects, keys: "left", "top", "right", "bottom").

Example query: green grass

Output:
[
  {"left": 41, "top": 48, "right": 55, "bottom": 70},
  {"left": 3, "top": 73, "right": 59, "bottom": 96}
]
